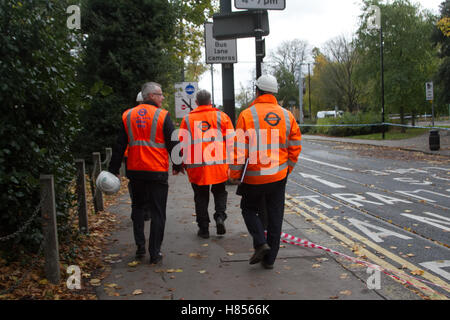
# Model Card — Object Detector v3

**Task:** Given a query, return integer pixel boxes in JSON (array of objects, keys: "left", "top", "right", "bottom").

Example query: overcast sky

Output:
[{"left": 198, "top": 0, "right": 443, "bottom": 106}]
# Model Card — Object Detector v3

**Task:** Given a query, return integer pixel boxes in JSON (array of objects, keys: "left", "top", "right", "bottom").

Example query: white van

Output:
[{"left": 317, "top": 110, "right": 343, "bottom": 119}]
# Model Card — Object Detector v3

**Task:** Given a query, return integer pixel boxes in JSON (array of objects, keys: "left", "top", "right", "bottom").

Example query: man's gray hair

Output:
[
  {"left": 141, "top": 82, "right": 162, "bottom": 100},
  {"left": 196, "top": 89, "right": 211, "bottom": 106}
]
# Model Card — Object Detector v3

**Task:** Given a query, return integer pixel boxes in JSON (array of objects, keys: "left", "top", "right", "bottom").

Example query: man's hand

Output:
[
  {"left": 228, "top": 178, "right": 241, "bottom": 185},
  {"left": 173, "top": 167, "right": 185, "bottom": 175}
]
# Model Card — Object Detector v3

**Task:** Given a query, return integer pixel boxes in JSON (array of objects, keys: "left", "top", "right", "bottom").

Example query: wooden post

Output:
[
  {"left": 105, "top": 147, "right": 112, "bottom": 169},
  {"left": 92, "top": 152, "right": 104, "bottom": 212},
  {"left": 40, "top": 175, "right": 61, "bottom": 284},
  {"left": 120, "top": 160, "right": 126, "bottom": 177},
  {"left": 75, "top": 159, "right": 89, "bottom": 233}
]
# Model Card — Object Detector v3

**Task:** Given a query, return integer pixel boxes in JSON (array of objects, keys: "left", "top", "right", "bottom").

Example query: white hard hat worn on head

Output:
[
  {"left": 96, "top": 171, "right": 120, "bottom": 195},
  {"left": 136, "top": 91, "right": 143, "bottom": 102},
  {"left": 255, "top": 74, "right": 278, "bottom": 94}
]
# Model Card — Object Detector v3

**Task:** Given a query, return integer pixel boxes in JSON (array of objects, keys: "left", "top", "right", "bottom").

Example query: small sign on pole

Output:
[
  {"left": 204, "top": 22, "right": 237, "bottom": 64},
  {"left": 235, "top": 0, "right": 286, "bottom": 10},
  {"left": 175, "top": 82, "right": 198, "bottom": 119},
  {"left": 426, "top": 82, "right": 434, "bottom": 101}
]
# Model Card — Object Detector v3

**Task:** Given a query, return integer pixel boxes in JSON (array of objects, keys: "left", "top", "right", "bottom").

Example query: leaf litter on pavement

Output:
[{"left": 0, "top": 176, "right": 129, "bottom": 300}]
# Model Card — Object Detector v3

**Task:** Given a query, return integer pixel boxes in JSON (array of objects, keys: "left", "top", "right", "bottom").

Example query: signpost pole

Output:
[
  {"left": 380, "top": 24, "right": 385, "bottom": 140},
  {"left": 211, "top": 64, "right": 215, "bottom": 107},
  {"left": 220, "top": 0, "right": 236, "bottom": 126},
  {"left": 255, "top": 10, "right": 263, "bottom": 78}
]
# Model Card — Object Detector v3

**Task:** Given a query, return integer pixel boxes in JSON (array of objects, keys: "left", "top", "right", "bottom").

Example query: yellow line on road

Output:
[{"left": 285, "top": 195, "right": 449, "bottom": 300}]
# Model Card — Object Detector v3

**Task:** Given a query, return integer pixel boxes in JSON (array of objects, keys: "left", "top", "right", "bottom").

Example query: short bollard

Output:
[{"left": 429, "top": 130, "right": 440, "bottom": 151}]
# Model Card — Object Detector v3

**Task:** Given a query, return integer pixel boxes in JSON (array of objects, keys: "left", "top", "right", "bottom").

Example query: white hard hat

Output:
[
  {"left": 96, "top": 171, "right": 120, "bottom": 195},
  {"left": 136, "top": 91, "right": 143, "bottom": 102},
  {"left": 255, "top": 74, "right": 278, "bottom": 94}
]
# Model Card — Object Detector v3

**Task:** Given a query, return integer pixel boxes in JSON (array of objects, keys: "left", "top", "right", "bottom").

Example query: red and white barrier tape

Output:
[{"left": 278, "top": 231, "right": 450, "bottom": 298}]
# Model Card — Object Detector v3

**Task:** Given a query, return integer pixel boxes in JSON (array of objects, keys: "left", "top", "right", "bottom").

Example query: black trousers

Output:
[
  {"left": 240, "top": 177, "right": 287, "bottom": 265},
  {"left": 191, "top": 182, "right": 227, "bottom": 227},
  {"left": 129, "top": 179, "right": 168, "bottom": 260}
]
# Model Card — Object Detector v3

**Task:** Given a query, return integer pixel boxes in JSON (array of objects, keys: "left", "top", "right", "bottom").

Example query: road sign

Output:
[
  {"left": 175, "top": 82, "right": 198, "bottom": 119},
  {"left": 204, "top": 22, "right": 237, "bottom": 64},
  {"left": 213, "top": 10, "right": 269, "bottom": 40},
  {"left": 235, "top": 0, "right": 286, "bottom": 10},
  {"left": 426, "top": 82, "right": 434, "bottom": 101}
]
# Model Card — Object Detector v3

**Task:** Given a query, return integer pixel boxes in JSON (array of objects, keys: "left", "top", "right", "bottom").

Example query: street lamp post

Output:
[
  {"left": 380, "top": 23, "right": 385, "bottom": 140},
  {"left": 368, "top": 5, "right": 385, "bottom": 140},
  {"left": 297, "top": 65, "right": 304, "bottom": 124},
  {"left": 299, "top": 62, "right": 314, "bottom": 120}
]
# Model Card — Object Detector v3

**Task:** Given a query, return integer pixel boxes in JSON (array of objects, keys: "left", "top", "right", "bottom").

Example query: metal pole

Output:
[
  {"left": 211, "top": 64, "right": 215, "bottom": 107},
  {"left": 432, "top": 100, "right": 435, "bottom": 127},
  {"left": 308, "top": 63, "right": 312, "bottom": 120},
  {"left": 220, "top": 0, "right": 236, "bottom": 126},
  {"left": 380, "top": 25, "right": 385, "bottom": 140},
  {"left": 298, "top": 65, "right": 304, "bottom": 124},
  {"left": 255, "top": 10, "right": 263, "bottom": 78}
]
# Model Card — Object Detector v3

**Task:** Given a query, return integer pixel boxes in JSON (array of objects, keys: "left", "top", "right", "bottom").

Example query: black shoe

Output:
[
  {"left": 197, "top": 226, "right": 210, "bottom": 239},
  {"left": 150, "top": 252, "right": 163, "bottom": 265},
  {"left": 216, "top": 217, "right": 226, "bottom": 235},
  {"left": 135, "top": 245, "right": 145, "bottom": 259},
  {"left": 261, "top": 260, "right": 274, "bottom": 269},
  {"left": 249, "top": 243, "right": 270, "bottom": 265}
]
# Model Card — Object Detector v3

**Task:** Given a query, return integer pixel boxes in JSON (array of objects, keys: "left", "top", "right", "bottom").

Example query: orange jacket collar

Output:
[
  {"left": 191, "top": 104, "right": 214, "bottom": 113},
  {"left": 250, "top": 94, "right": 278, "bottom": 107}
]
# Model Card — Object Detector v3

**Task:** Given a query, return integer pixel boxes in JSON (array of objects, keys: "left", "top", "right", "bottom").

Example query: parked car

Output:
[{"left": 317, "top": 110, "right": 343, "bottom": 119}]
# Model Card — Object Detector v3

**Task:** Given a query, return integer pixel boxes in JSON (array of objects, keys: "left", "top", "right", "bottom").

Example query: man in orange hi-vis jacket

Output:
[
  {"left": 109, "top": 82, "right": 184, "bottom": 265},
  {"left": 180, "top": 89, "right": 235, "bottom": 239},
  {"left": 229, "top": 74, "right": 302, "bottom": 269}
]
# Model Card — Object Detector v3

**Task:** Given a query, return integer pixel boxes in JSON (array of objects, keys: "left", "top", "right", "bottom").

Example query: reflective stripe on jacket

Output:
[
  {"left": 230, "top": 94, "right": 301, "bottom": 185},
  {"left": 180, "top": 105, "right": 235, "bottom": 185},
  {"left": 122, "top": 104, "right": 169, "bottom": 173}
]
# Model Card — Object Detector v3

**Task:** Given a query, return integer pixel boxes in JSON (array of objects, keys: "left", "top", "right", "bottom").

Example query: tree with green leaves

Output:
[
  {"left": 268, "top": 39, "right": 310, "bottom": 109},
  {"left": 431, "top": 1, "right": 450, "bottom": 108},
  {"left": 355, "top": 0, "right": 439, "bottom": 126},
  {"left": 74, "top": 0, "right": 215, "bottom": 159},
  {"left": 0, "top": 0, "right": 84, "bottom": 256}
]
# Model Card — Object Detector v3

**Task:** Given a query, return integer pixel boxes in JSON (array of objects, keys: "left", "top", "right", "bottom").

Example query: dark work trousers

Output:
[
  {"left": 191, "top": 182, "right": 227, "bottom": 227},
  {"left": 240, "top": 177, "right": 287, "bottom": 265},
  {"left": 129, "top": 179, "right": 168, "bottom": 260},
  {"left": 125, "top": 157, "right": 150, "bottom": 217}
]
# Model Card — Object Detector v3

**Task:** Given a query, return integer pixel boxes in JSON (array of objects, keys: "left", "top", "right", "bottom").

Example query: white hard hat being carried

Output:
[
  {"left": 255, "top": 74, "right": 278, "bottom": 94},
  {"left": 136, "top": 91, "right": 143, "bottom": 102},
  {"left": 96, "top": 171, "right": 121, "bottom": 195}
]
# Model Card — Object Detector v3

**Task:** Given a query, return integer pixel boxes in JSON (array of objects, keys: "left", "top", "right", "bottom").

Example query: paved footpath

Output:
[{"left": 96, "top": 169, "right": 421, "bottom": 301}]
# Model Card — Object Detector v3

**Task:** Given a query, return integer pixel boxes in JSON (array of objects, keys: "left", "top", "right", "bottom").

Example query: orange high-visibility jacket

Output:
[
  {"left": 180, "top": 105, "right": 235, "bottom": 185},
  {"left": 230, "top": 94, "right": 301, "bottom": 185},
  {"left": 122, "top": 104, "right": 169, "bottom": 173}
]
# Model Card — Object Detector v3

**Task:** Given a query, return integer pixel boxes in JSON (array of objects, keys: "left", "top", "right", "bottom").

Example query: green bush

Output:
[
  {"left": 300, "top": 112, "right": 384, "bottom": 137},
  {"left": 0, "top": 0, "right": 84, "bottom": 258}
]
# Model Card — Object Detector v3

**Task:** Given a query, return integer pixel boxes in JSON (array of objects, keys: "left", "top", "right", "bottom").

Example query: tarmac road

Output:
[
  {"left": 94, "top": 134, "right": 450, "bottom": 302},
  {"left": 287, "top": 139, "right": 450, "bottom": 299}
]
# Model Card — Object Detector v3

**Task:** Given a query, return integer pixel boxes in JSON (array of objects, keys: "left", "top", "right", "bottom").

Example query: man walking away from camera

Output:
[
  {"left": 229, "top": 75, "right": 301, "bottom": 269},
  {"left": 109, "top": 82, "right": 184, "bottom": 264},
  {"left": 179, "top": 89, "right": 235, "bottom": 239}
]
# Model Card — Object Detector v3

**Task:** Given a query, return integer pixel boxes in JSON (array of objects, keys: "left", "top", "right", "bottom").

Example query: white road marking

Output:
[
  {"left": 300, "top": 155, "right": 353, "bottom": 171},
  {"left": 348, "top": 218, "right": 413, "bottom": 243},
  {"left": 295, "top": 195, "right": 333, "bottom": 209},
  {"left": 298, "top": 173, "right": 346, "bottom": 189},
  {"left": 401, "top": 212, "right": 450, "bottom": 232},
  {"left": 419, "top": 260, "right": 450, "bottom": 281}
]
